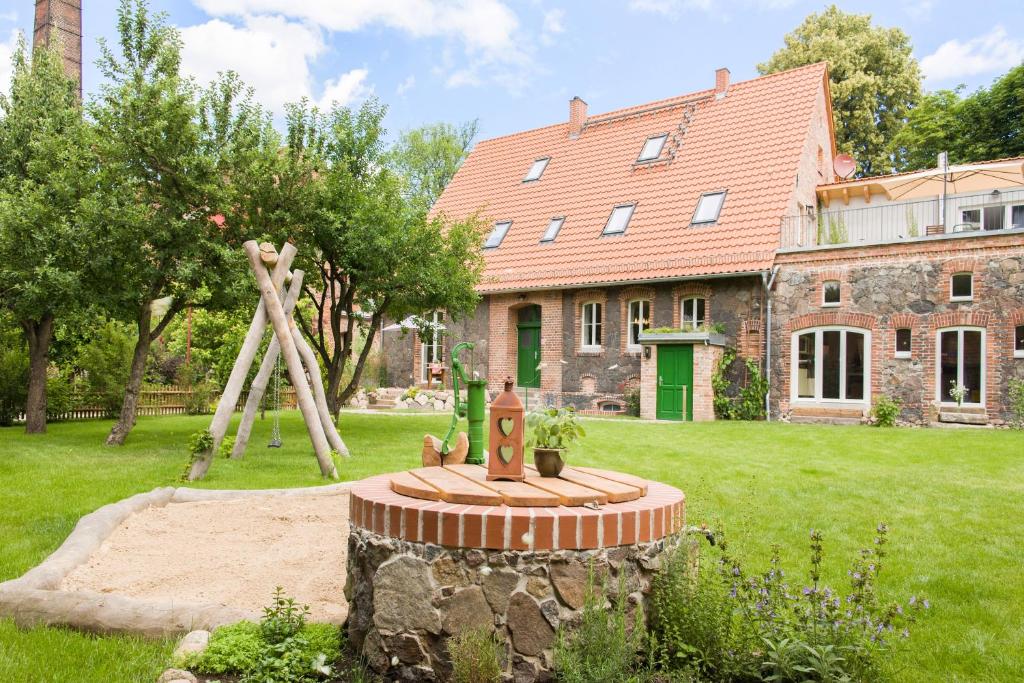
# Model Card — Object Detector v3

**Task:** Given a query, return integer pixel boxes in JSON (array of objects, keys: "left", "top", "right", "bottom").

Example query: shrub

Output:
[
  {"left": 871, "top": 396, "right": 902, "bottom": 427},
  {"left": 650, "top": 524, "right": 928, "bottom": 682},
  {"left": 45, "top": 367, "right": 77, "bottom": 419},
  {"left": 75, "top": 319, "right": 134, "bottom": 416},
  {"left": 554, "top": 571, "right": 646, "bottom": 683},
  {"left": 0, "top": 320, "right": 28, "bottom": 425},
  {"left": 448, "top": 627, "right": 502, "bottom": 683},
  {"left": 624, "top": 386, "right": 641, "bottom": 417},
  {"left": 712, "top": 349, "right": 767, "bottom": 420},
  {"left": 1009, "top": 378, "right": 1024, "bottom": 430}
]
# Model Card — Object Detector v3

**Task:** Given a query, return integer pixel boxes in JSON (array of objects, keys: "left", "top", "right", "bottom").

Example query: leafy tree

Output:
[
  {"left": 0, "top": 313, "right": 29, "bottom": 426},
  {"left": 272, "top": 99, "right": 484, "bottom": 413},
  {"left": 0, "top": 37, "right": 94, "bottom": 433},
  {"left": 390, "top": 119, "right": 478, "bottom": 209},
  {"left": 893, "top": 65, "right": 1024, "bottom": 170},
  {"left": 759, "top": 5, "right": 921, "bottom": 177},
  {"left": 89, "top": 0, "right": 267, "bottom": 445}
]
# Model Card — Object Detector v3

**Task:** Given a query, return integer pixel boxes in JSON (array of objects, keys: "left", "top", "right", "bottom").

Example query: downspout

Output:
[{"left": 762, "top": 266, "right": 780, "bottom": 421}]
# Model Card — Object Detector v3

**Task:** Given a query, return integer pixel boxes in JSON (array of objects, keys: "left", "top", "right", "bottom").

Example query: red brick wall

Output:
[
  {"left": 488, "top": 291, "right": 563, "bottom": 395},
  {"left": 33, "top": 0, "right": 82, "bottom": 97}
]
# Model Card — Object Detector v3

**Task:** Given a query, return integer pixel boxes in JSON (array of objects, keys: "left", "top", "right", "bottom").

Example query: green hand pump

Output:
[{"left": 441, "top": 341, "right": 487, "bottom": 465}]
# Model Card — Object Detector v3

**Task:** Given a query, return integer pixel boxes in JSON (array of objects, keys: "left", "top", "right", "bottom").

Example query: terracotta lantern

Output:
[{"left": 488, "top": 378, "right": 525, "bottom": 482}]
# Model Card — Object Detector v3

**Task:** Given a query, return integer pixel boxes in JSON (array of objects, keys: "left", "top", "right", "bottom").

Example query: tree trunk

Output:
[
  {"left": 338, "top": 313, "right": 382, "bottom": 408},
  {"left": 22, "top": 315, "right": 55, "bottom": 434},
  {"left": 106, "top": 303, "right": 153, "bottom": 446}
]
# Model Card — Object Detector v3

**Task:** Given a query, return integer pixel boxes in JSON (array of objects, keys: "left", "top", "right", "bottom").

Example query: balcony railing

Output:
[{"left": 781, "top": 188, "right": 1024, "bottom": 249}]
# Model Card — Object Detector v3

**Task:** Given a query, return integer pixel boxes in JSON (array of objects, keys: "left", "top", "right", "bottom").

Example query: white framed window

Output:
[
  {"left": 637, "top": 134, "right": 668, "bottom": 162},
  {"left": 541, "top": 217, "right": 564, "bottom": 243},
  {"left": 936, "top": 327, "right": 984, "bottom": 405},
  {"left": 1012, "top": 205, "right": 1024, "bottom": 229},
  {"left": 960, "top": 204, "right": 1024, "bottom": 231},
  {"left": 581, "top": 302, "right": 603, "bottom": 350},
  {"left": 419, "top": 311, "right": 444, "bottom": 384},
  {"left": 790, "top": 327, "right": 870, "bottom": 404},
  {"left": 627, "top": 300, "right": 651, "bottom": 350},
  {"left": 950, "top": 272, "right": 973, "bottom": 301},
  {"left": 823, "top": 280, "right": 841, "bottom": 307},
  {"left": 691, "top": 191, "right": 726, "bottom": 225},
  {"left": 485, "top": 220, "right": 512, "bottom": 249},
  {"left": 523, "top": 157, "right": 549, "bottom": 182},
  {"left": 1016, "top": 325, "right": 1024, "bottom": 358},
  {"left": 603, "top": 203, "right": 635, "bottom": 236},
  {"left": 895, "top": 328, "right": 912, "bottom": 358},
  {"left": 680, "top": 297, "right": 706, "bottom": 328}
]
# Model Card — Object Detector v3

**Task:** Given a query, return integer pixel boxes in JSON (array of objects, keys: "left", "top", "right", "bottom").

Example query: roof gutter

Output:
[{"left": 477, "top": 269, "right": 769, "bottom": 295}]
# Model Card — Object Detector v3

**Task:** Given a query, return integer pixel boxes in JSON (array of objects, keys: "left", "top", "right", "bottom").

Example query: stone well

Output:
[{"left": 345, "top": 472, "right": 684, "bottom": 681}]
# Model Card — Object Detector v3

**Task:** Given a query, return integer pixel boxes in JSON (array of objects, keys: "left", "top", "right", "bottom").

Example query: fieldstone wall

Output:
[{"left": 346, "top": 526, "right": 679, "bottom": 682}]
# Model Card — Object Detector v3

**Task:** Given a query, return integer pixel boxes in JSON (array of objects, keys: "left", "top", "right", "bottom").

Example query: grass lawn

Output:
[{"left": 1, "top": 412, "right": 1022, "bottom": 682}]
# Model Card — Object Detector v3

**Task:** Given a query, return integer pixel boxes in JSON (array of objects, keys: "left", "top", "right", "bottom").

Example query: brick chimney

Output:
[
  {"left": 33, "top": 0, "right": 83, "bottom": 98},
  {"left": 568, "top": 96, "right": 587, "bottom": 138},
  {"left": 715, "top": 67, "right": 730, "bottom": 99}
]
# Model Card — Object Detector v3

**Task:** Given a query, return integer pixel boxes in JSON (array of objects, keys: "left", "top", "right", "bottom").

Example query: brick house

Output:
[{"left": 381, "top": 64, "right": 1024, "bottom": 425}]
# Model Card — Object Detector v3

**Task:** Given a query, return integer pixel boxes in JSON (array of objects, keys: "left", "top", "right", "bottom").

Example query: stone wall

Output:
[
  {"left": 346, "top": 526, "right": 679, "bottom": 682},
  {"left": 771, "top": 233, "right": 1024, "bottom": 424}
]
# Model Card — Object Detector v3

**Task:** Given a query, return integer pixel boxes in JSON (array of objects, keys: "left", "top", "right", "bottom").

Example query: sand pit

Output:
[{"left": 60, "top": 492, "right": 349, "bottom": 623}]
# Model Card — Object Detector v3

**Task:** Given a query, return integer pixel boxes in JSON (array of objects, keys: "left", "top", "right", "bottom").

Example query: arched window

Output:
[
  {"left": 627, "top": 299, "right": 651, "bottom": 350},
  {"left": 581, "top": 302, "right": 602, "bottom": 350},
  {"left": 681, "top": 297, "right": 706, "bottom": 328},
  {"left": 791, "top": 327, "right": 869, "bottom": 403},
  {"left": 937, "top": 327, "right": 984, "bottom": 405}
]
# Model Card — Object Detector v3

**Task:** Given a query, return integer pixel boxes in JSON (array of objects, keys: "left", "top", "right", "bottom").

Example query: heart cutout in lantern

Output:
[
  {"left": 498, "top": 445, "right": 514, "bottom": 464},
  {"left": 498, "top": 417, "right": 515, "bottom": 436}
]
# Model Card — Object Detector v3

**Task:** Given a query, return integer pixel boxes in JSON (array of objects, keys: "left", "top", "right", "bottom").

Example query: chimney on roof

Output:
[
  {"left": 33, "top": 0, "right": 83, "bottom": 100},
  {"left": 715, "top": 67, "right": 730, "bottom": 99},
  {"left": 568, "top": 96, "right": 587, "bottom": 138}
]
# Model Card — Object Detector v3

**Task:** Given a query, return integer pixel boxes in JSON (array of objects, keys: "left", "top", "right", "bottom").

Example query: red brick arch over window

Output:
[
  {"left": 929, "top": 311, "right": 990, "bottom": 330},
  {"left": 620, "top": 285, "right": 656, "bottom": 354},
  {"left": 672, "top": 282, "right": 713, "bottom": 328},
  {"left": 786, "top": 311, "right": 876, "bottom": 333}
]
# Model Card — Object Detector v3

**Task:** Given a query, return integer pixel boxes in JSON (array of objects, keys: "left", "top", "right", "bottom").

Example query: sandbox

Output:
[{"left": 0, "top": 484, "right": 351, "bottom": 638}]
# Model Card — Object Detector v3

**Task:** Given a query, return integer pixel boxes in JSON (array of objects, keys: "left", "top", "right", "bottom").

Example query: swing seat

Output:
[{"left": 268, "top": 438, "right": 282, "bottom": 448}]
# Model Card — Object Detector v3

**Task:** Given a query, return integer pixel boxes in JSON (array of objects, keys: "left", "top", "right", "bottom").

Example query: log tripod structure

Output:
[{"left": 187, "top": 240, "right": 347, "bottom": 481}]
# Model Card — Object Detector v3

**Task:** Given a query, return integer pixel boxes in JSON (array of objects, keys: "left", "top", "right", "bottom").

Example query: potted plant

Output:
[{"left": 525, "top": 406, "right": 585, "bottom": 477}]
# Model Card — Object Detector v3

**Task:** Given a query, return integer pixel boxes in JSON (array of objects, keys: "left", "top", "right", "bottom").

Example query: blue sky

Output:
[{"left": 1, "top": 1, "right": 1022, "bottom": 142}]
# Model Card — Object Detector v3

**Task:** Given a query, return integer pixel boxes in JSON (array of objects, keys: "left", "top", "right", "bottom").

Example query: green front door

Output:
[
  {"left": 656, "top": 344, "right": 693, "bottom": 421},
  {"left": 516, "top": 305, "right": 541, "bottom": 388}
]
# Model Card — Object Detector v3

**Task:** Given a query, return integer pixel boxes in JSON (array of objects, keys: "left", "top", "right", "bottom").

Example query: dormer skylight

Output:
[
  {"left": 541, "top": 217, "right": 564, "bottom": 243},
  {"left": 691, "top": 191, "right": 726, "bottom": 225},
  {"left": 602, "top": 204, "right": 635, "bottom": 236},
  {"left": 485, "top": 220, "right": 512, "bottom": 248},
  {"left": 637, "top": 134, "right": 668, "bottom": 162},
  {"left": 523, "top": 157, "right": 550, "bottom": 182}
]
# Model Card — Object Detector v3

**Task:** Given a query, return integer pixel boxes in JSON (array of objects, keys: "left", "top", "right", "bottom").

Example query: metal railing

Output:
[{"left": 781, "top": 188, "right": 1024, "bottom": 249}]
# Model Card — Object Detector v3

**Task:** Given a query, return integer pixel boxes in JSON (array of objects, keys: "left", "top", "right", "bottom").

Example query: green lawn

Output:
[{"left": 1, "top": 412, "right": 1022, "bottom": 682}]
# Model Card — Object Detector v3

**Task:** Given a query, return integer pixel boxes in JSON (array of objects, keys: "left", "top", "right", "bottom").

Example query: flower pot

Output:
[{"left": 533, "top": 448, "right": 565, "bottom": 477}]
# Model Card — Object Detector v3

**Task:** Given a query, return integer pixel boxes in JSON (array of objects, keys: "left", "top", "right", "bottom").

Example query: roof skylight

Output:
[
  {"left": 637, "top": 134, "right": 668, "bottom": 162},
  {"left": 602, "top": 204, "right": 635, "bottom": 236},
  {"left": 692, "top": 191, "right": 726, "bottom": 224},
  {"left": 523, "top": 157, "right": 550, "bottom": 182},
  {"left": 541, "top": 217, "right": 564, "bottom": 242},
  {"left": 485, "top": 220, "right": 512, "bottom": 248}
]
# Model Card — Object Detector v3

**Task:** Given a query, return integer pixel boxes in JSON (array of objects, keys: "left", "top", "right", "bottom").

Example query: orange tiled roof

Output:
[{"left": 432, "top": 63, "right": 830, "bottom": 293}]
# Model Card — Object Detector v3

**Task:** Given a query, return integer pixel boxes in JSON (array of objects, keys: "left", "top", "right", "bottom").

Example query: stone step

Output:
[
  {"left": 789, "top": 415, "right": 863, "bottom": 426},
  {"left": 938, "top": 410, "right": 989, "bottom": 425},
  {"left": 791, "top": 406, "right": 863, "bottom": 419}
]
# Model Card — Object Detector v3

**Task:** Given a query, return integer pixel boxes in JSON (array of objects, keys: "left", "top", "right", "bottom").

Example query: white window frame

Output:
[
  {"left": 523, "top": 157, "right": 549, "bottom": 182},
  {"left": 691, "top": 190, "right": 727, "bottom": 225},
  {"left": 894, "top": 328, "right": 912, "bottom": 359},
  {"left": 1015, "top": 324, "right": 1024, "bottom": 359},
  {"left": 789, "top": 327, "right": 871, "bottom": 406},
  {"left": 419, "top": 311, "right": 444, "bottom": 385},
  {"left": 935, "top": 327, "right": 986, "bottom": 406},
  {"left": 627, "top": 299, "right": 651, "bottom": 351},
  {"left": 636, "top": 134, "right": 668, "bottom": 162},
  {"left": 960, "top": 203, "right": 1024, "bottom": 231},
  {"left": 950, "top": 272, "right": 973, "bottom": 302},
  {"left": 602, "top": 203, "right": 636, "bottom": 236},
  {"left": 822, "top": 280, "right": 841, "bottom": 307},
  {"left": 541, "top": 216, "right": 564, "bottom": 243},
  {"left": 484, "top": 220, "right": 512, "bottom": 249},
  {"left": 680, "top": 297, "right": 706, "bottom": 328},
  {"left": 581, "top": 302, "right": 603, "bottom": 351}
]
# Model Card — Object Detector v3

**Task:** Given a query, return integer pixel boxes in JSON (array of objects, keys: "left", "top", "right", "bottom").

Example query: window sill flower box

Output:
[{"left": 638, "top": 330, "right": 727, "bottom": 346}]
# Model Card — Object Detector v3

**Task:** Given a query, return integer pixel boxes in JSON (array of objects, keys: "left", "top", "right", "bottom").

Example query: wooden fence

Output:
[{"left": 4, "top": 385, "right": 297, "bottom": 424}]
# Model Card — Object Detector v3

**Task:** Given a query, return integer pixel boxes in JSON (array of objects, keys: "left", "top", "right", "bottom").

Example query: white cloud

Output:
[
  {"left": 179, "top": 15, "right": 325, "bottom": 112},
  {"left": 628, "top": 0, "right": 796, "bottom": 15},
  {"left": 395, "top": 74, "right": 415, "bottom": 96},
  {"left": 921, "top": 26, "right": 1024, "bottom": 82},
  {"left": 904, "top": 0, "right": 933, "bottom": 20},
  {"left": 541, "top": 8, "right": 564, "bottom": 46},
  {"left": 0, "top": 29, "right": 19, "bottom": 97},
  {"left": 318, "top": 68, "right": 371, "bottom": 110},
  {"left": 0, "top": 11, "right": 18, "bottom": 23}
]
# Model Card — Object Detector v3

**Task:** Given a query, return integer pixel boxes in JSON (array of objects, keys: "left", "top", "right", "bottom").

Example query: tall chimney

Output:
[
  {"left": 715, "top": 67, "right": 730, "bottom": 99},
  {"left": 33, "top": 0, "right": 83, "bottom": 99},
  {"left": 568, "top": 96, "right": 587, "bottom": 139}
]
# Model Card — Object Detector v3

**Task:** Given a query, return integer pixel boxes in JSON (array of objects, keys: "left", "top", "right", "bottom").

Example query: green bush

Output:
[
  {"left": 1009, "top": 378, "right": 1024, "bottom": 430},
  {"left": 45, "top": 368, "right": 77, "bottom": 418},
  {"left": 75, "top": 319, "right": 134, "bottom": 416},
  {"left": 0, "top": 321, "right": 29, "bottom": 425},
  {"left": 871, "top": 396, "right": 902, "bottom": 427},
  {"left": 448, "top": 627, "right": 502, "bottom": 683},
  {"left": 624, "top": 386, "right": 641, "bottom": 417},
  {"left": 179, "top": 621, "right": 263, "bottom": 674},
  {"left": 712, "top": 349, "right": 767, "bottom": 420}
]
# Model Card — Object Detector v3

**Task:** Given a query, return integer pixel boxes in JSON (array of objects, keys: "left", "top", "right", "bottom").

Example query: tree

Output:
[
  {"left": 0, "top": 37, "right": 94, "bottom": 433},
  {"left": 274, "top": 99, "right": 484, "bottom": 414},
  {"left": 90, "top": 0, "right": 266, "bottom": 445},
  {"left": 893, "top": 65, "right": 1024, "bottom": 170},
  {"left": 390, "top": 120, "right": 478, "bottom": 209},
  {"left": 758, "top": 5, "right": 921, "bottom": 177}
]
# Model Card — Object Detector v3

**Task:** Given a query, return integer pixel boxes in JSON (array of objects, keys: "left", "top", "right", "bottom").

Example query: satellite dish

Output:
[{"left": 833, "top": 154, "right": 856, "bottom": 180}]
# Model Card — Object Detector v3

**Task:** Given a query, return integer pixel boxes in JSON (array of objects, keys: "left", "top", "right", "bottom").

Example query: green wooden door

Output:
[
  {"left": 516, "top": 306, "right": 541, "bottom": 388},
  {"left": 656, "top": 345, "right": 693, "bottom": 421}
]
